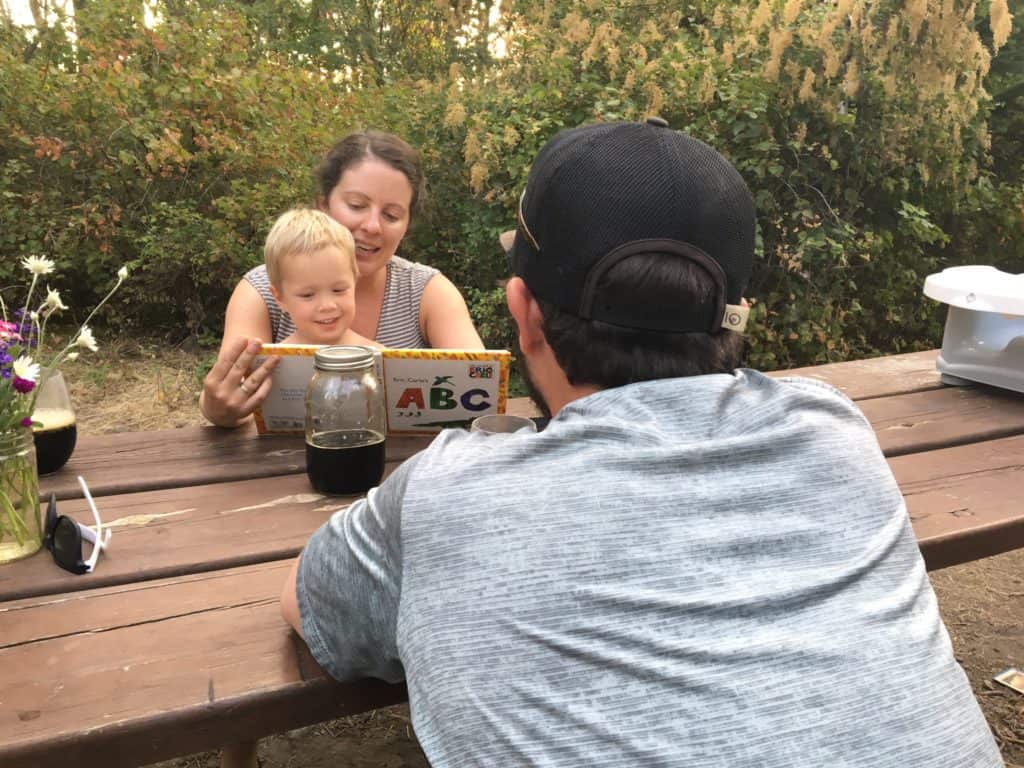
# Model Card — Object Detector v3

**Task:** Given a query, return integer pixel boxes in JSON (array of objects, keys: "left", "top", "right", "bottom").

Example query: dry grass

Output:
[{"left": 56, "top": 333, "right": 212, "bottom": 435}]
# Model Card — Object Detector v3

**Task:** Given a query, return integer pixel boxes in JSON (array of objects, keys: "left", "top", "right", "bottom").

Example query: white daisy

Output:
[
  {"left": 12, "top": 355, "right": 40, "bottom": 383},
  {"left": 76, "top": 325, "right": 99, "bottom": 352},
  {"left": 21, "top": 255, "right": 55, "bottom": 276},
  {"left": 44, "top": 287, "right": 67, "bottom": 312}
]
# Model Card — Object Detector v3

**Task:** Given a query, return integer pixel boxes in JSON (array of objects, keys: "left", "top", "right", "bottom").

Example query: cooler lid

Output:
[{"left": 923, "top": 266, "right": 1024, "bottom": 316}]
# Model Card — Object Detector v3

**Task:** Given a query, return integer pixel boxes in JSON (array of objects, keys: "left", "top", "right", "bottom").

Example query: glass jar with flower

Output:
[{"left": 0, "top": 255, "right": 127, "bottom": 564}]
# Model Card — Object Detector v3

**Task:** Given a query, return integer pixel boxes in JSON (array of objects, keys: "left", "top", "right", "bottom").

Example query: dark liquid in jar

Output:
[
  {"left": 33, "top": 418, "right": 78, "bottom": 475},
  {"left": 305, "top": 429, "right": 386, "bottom": 495}
]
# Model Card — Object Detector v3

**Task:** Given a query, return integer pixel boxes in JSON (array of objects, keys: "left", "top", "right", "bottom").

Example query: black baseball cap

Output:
[{"left": 502, "top": 118, "right": 755, "bottom": 334}]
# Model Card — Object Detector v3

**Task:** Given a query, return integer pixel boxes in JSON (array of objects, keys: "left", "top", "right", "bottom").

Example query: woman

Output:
[{"left": 201, "top": 131, "right": 484, "bottom": 428}]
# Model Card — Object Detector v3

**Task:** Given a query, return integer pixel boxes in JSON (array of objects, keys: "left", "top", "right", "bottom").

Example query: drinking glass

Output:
[
  {"left": 469, "top": 414, "right": 538, "bottom": 435},
  {"left": 32, "top": 371, "right": 78, "bottom": 475}
]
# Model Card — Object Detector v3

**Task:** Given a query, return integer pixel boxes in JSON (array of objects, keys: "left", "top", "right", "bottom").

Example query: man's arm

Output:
[
  {"left": 280, "top": 554, "right": 303, "bottom": 639},
  {"left": 277, "top": 449, "right": 431, "bottom": 683}
]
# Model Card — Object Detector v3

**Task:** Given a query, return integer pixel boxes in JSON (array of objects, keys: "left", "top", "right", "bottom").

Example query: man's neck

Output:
[{"left": 546, "top": 383, "right": 601, "bottom": 417}]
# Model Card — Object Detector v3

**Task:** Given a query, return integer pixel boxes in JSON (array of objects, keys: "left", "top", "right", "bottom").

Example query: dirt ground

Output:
[{"left": 59, "top": 337, "right": 1023, "bottom": 768}]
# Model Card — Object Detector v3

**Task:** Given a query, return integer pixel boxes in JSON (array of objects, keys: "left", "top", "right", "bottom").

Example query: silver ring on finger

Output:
[{"left": 239, "top": 380, "right": 254, "bottom": 395}]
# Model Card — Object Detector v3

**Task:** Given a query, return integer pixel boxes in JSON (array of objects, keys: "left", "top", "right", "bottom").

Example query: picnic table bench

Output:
[{"left": 2, "top": 349, "right": 1024, "bottom": 767}]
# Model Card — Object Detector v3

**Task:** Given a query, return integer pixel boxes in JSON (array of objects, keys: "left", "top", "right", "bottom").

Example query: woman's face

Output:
[{"left": 322, "top": 158, "right": 413, "bottom": 279}]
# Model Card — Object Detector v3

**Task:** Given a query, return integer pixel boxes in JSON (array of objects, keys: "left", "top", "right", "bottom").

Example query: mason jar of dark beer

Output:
[
  {"left": 32, "top": 371, "right": 78, "bottom": 475},
  {"left": 305, "top": 346, "right": 386, "bottom": 495}
]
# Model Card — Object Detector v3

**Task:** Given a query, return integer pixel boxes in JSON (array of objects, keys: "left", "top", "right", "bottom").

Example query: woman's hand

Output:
[{"left": 200, "top": 337, "right": 280, "bottom": 428}]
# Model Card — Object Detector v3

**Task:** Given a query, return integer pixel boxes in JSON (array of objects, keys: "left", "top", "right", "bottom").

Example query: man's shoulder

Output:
[{"left": 581, "top": 370, "right": 868, "bottom": 431}]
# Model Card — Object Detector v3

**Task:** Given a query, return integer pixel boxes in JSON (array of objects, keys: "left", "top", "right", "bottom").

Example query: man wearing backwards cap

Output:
[{"left": 282, "top": 120, "right": 1001, "bottom": 767}]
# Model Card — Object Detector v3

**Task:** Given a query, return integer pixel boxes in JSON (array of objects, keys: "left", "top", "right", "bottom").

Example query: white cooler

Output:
[{"left": 923, "top": 265, "right": 1024, "bottom": 393}]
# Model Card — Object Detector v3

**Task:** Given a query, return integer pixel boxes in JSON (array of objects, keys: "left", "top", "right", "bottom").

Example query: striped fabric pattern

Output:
[
  {"left": 244, "top": 255, "right": 439, "bottom": 348},
  {"left": 375, "top": 256, "right": 438, "bottom": 348}
]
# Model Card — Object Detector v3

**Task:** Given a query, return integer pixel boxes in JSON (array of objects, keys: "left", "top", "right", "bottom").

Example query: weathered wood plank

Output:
[
  {"left": 861, "top": 384, "right": 1024, "bottom": 457},
  {"left": 37, "top": 424, "right": 432, "bottom": 501},
  {"left": 0, "top": 562, "right": 406, "bottom": 768},
  {"left": 29, "top": 350, "right": 956, "bottom": 503},
  {"left": 891, "top": 433, "right": 1024, "bottom": 570},
  {"left": 0, "top": 473, "right": 363, "bottom": 602},
  {"left": 12, "top": 417, "right": 1024, "bottom": 606},
  {"left": 506, "top": 351, "right": 943, "bottom": 417},
  {"left": 768, "top": 349, "right": 940, "bottom": 400}
]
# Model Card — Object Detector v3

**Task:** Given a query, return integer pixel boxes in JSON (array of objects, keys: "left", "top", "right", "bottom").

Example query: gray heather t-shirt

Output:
[{"left": 297, "top": 370, "right": 1002, "bottom": 767}]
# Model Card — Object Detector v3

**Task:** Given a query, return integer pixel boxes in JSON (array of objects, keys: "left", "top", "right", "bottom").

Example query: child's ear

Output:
[{"left": 269, "top": 283, "right": 284, "bottom": 304}]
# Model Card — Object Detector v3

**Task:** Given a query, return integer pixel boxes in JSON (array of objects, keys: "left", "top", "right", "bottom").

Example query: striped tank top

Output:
[{"left": 243, "top": 256, "right": 440, "bottom": 348}]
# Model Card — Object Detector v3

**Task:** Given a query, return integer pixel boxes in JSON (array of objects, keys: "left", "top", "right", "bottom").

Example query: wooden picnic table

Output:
[{"left": 2, "top": 349, "right": 1024, "bottom": 767}]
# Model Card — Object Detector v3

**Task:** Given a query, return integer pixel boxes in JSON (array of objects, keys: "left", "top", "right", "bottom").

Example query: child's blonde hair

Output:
[{"left": 264, "top": 208, "right": 357, "bottom": 287}]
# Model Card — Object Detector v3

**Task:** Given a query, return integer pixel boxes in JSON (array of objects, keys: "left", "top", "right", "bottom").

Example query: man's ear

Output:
[{"left": 506, "top": 277, "right": 546, "bottom": 353}]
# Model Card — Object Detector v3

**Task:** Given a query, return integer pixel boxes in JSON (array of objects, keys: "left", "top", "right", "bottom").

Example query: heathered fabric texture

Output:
[
  {"left": 297, "top": 370, "right": 1003, "bottom": 768},
  {"left": 244, "top": 255, "right": 439, "bottom": 347}
]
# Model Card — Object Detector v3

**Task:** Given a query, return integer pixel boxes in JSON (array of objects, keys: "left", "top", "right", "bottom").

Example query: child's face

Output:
[{"left": 271, "top": 246, "right": 357, "bottom": 344}]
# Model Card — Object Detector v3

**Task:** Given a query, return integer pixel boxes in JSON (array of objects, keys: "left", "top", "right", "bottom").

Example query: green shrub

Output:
[{"left": 1, "top": 0, "right": 1020, "bottom": 370}]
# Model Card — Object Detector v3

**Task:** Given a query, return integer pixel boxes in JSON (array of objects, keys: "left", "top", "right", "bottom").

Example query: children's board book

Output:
[{"left": 252, "top": 345, "right": 512, "bottom": 436}]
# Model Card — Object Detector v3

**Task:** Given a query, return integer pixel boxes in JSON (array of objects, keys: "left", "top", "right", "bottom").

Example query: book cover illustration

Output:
[
  {"left": 382, "top": 348, "right": 511, "bottom": 434},
  {"left": 252, "top": 345, "right": 511, "bottom": 435},
  {"left": 251, "top": 344, "right": 320, "bottom": 434}
]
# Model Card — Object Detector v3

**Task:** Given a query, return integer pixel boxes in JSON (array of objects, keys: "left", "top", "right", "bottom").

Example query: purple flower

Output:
[
  {"left": 20, "top": 417, "right": 32, "bottom": 427},
  {"left": 11, "top": 311, "right": 35, "bottom": 345},
  {"left": 1, "top": 368, "right": 10, "bottom": 379},
  {"left": 16, "top": 326, "right": 37, "bottom": 348},
  {"left": 12, "top": 376, "right": 34, "bottom": 394}
]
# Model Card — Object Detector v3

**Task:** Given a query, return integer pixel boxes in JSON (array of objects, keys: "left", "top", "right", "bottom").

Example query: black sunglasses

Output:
[{"left": 44, "top": 484, "right": 109, "bottom": 575}]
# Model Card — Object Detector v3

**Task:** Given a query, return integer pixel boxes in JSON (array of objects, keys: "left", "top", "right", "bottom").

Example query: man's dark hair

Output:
[{"left": 538, "top": 253, "right": 744, "bottom": 389}]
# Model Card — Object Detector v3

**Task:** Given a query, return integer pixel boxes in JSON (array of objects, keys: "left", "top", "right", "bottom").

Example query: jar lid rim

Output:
[{"left": 313, "top": 345, "right": 376, "bottom": 371}]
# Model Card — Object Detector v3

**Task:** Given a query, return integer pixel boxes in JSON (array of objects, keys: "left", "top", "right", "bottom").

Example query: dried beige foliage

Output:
[
  {"left": 843, "top": 59, "right": 860, "bottom": 98},
  {"left": 798, "top": 68, "right": 816, "bottom": 103},
  {"left": 990, "top": 0, "right": 1013, "bottom": 52},
  {"left": 561, "top": 11, "right": 591, "bottom": 45},
  {"left": 764, "top": 27, "right": 793, "bottom": 82},
  {"left": 698, "top": 68, "right": 717, "bottom": 104},
  {"left": 443, "top": 102, "right": 467, "bottom": 129},
  {"left": 783, "top": 0, "right": 803, "bottom": 25},
  {"left": 463, "top": 131, "right": 481, "bottom": 164},
  {"left": 751, "top": 0, "right": 773, "bottom": 32},
  {"left": 469, "top": 162, "right": 488, "bottom": 194},
  {"left": 722, "top": 41, "right": 734, "bottom": 68},
  {"left": 906, "top": 0, "right": 929, "bottom": 42},
  {"left": 644, "top": 82, "right": 665, "bottom": 116}
]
